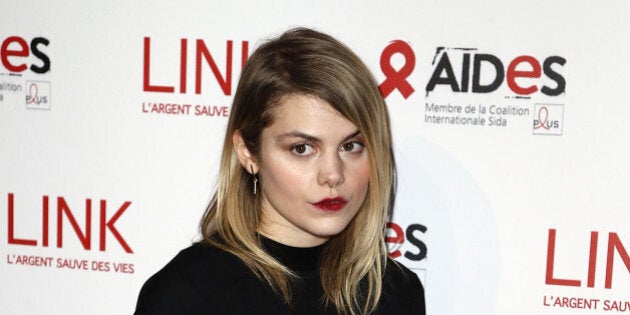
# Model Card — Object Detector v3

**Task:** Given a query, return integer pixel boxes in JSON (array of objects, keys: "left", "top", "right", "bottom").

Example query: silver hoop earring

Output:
[{"left": 250, "top": 165, "right": 258, "bottom": 195}]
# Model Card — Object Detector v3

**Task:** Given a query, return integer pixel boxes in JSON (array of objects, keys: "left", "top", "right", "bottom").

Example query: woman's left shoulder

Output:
[
  {"left": 384, "top": 258, "right": 422, "bottom": 289},
  {"left": 379, "top": 258, "right": 426, "bottom": 315}
]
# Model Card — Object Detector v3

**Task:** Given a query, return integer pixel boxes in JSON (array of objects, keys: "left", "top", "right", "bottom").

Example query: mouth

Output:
[{"left": 311, "top": 197, "right": 348, "bottom": 212}]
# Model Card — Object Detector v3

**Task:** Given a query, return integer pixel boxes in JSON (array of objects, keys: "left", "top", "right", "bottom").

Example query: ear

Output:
[{"left": 233, "top": 130, "right": 258, "bottom": 174}]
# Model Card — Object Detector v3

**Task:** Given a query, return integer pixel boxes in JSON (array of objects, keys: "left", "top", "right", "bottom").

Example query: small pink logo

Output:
[
  {"left": 25, "top": 81, "right": 50, "bottom": 110},
  {"left": 533, "top": 104, "right": 563, "bottom": 135}
]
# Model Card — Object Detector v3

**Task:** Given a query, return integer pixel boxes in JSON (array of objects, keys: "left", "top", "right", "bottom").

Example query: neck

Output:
[{"left": 257, "top": 229, "right": 329, "bottom": 248}]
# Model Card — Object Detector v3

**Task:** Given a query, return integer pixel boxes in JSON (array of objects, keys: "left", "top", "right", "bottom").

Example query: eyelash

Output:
[
  {"left": 340, "top": 141, "right": 364, "bottom": 153},
  {"left": 291, "top": 143, "right": 314, "bottom": 156},
  {"left": 290, "top": 140, "right": 365, "bottom": 157}
]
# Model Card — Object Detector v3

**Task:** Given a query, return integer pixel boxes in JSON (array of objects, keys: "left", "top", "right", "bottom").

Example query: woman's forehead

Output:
[{"left": 264, "top": 94, "right": 359, "bottom": 140}]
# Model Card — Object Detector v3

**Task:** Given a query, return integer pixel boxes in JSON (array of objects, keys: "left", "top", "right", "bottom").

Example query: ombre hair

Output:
[{"left": 200, "top": 27, "right": 395, "bottom": 315}]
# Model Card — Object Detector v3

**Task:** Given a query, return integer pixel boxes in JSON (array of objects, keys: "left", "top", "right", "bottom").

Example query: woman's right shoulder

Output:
[
  {"left": 167, "top": 242, "right": 244, "bottom": 276},
  {"left": 134, "top": 242, "right": 250, "bottom": 314},
  {"left": 144, "top": 242, "right": 247, "bottom": 288}
]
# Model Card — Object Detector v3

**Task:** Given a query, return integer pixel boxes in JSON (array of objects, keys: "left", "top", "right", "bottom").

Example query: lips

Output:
[{"left": 312, "top": 197, "right": 348, "bottom": 212}]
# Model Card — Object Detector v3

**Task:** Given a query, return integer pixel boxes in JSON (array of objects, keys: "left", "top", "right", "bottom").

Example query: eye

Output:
[
  {"left": 340, "top": 141, "right": 364, "bottom": 153},
  {"left": 291, "top": 143, "right": 315, "bottom": 156}
]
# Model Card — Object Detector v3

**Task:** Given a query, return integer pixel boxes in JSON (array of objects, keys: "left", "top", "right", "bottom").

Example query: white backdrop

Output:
[{"left": 1, "top": 1, "right": 630, "bottom": 314}]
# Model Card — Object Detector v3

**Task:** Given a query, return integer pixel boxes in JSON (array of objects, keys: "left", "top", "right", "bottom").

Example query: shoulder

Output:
[
  {"left": 134, "top": 242, "right": 251, "bottom": 314},
  {"left": 383, "top": 257, "right": 422, "bottom": 290},
  {"left": 378, "top": 258, "right": 426, "bottom": 315},
  {"left": 145, "top": 242, "right": 246, "bottom": 290},
  {"left": 160, "top": 242, "right": 245, "bottom": 279}
]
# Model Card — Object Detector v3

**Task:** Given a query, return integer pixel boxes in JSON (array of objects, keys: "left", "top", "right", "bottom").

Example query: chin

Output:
[{"left": 309, "top": 222, "right": 352, "bottom": 238}]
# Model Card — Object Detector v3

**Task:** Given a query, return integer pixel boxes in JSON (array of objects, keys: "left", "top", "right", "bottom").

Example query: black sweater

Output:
[{"left": 135, "top": 237, "right": 425, "bottom": 314}]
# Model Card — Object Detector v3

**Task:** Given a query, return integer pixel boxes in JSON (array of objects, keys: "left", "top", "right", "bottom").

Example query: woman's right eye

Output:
[{"left": 291, "top": 143, "right": 314, "bottom": 156}]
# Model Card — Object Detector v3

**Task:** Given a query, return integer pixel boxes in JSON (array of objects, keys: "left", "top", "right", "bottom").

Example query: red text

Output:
[
  {"left": 6, "top": 193, "right": 133, "bottom": 253},
  {"left": 545, "top": 228, "right": 630, "bottom": 289},
  {"left": 143, "top": 37, "right": 248, "bottom": 95}
]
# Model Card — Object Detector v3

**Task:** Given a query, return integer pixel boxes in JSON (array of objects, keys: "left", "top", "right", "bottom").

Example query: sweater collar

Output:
[{"left": 260, "top": 235, "right": 328, "bottom": 273}]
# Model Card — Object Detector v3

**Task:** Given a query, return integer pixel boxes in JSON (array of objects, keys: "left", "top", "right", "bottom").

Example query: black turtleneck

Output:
[
  {"left": 134, "top": 237, "right": 425, "bottom": 315},
  {"left": 261, "top": 236, "right": 325, "bottom": 273}
]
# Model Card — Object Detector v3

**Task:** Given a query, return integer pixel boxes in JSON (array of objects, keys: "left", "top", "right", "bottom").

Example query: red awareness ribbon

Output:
[
  {"left": 535, "top": 106, "right": 550, "bottom": 129},
  {"left": 378, "top": 40, "right": 416, "bottom": 99},
  {"left": 26, "top": 83, "right": 40, "bottom": 105}
]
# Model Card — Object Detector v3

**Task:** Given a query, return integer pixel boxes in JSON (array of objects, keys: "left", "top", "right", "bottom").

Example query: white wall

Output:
[{"left": 1, "top": 1, "right": 629, "bottom": 314}]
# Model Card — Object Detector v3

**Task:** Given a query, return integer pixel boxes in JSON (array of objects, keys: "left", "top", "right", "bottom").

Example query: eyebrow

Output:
[{"left": 276, "top": 130, "right": 361, "bottom": 143}]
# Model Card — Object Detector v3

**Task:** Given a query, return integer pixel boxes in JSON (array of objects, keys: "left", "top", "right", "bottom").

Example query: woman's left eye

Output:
[
  {"left": 291, "top": 143, "right": 315, "bottom": 156},
  {"left": 340, "top": 141, "right": 364, "bottom": 153}
]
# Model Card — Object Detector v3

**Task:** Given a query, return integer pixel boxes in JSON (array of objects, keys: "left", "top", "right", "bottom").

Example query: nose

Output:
[{"left": 317, "top": 151, "right": 345, "bottom": 188}]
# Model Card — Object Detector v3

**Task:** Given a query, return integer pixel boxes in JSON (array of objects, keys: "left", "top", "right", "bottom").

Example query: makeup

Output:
[{"left": 311, "top": 197, "right": 348, "bottom": 212}]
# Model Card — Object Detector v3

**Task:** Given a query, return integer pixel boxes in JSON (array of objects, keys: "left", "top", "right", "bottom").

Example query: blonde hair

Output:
[{"left": 200, "top": 27, "right": 396, "bottom": 315}]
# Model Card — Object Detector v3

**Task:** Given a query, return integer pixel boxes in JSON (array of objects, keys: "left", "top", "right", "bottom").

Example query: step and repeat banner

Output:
[{"left": 1, "top": 1, "right": 629, "bottom": 314}]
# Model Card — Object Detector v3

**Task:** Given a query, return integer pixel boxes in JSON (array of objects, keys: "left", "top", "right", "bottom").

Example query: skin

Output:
[{"left": 234, "top": 94, "right": 371, "bottom": 247}]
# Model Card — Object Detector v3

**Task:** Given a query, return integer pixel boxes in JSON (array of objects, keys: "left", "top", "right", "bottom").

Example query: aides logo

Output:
[
  {"left": 1, "top": 36, "right": 51, "bottom": 109},
  {"left": 425, "top": 47, "right": 566, "bottom": 97},
  {"left": 378, "top": 40, "right": 416, "bottom": 99},
  {"left": 533, "top": 104, "right": 563, "bottom": 135},
  {"left": 1, "top": 36, "right": 50, "bottom": 75},
  {"left": 377, "top": 41, "right": 566, "bottom": 100},
  {"left": 386, "top": 222, "right": 427, "bottom": 269},
  {"left": 25, "top": 81, "right": 50, "bottom": 110}
]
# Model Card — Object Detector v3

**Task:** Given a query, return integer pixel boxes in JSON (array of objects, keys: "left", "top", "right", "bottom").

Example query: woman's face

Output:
[{"left": 246, "top": 94, "right": 370, "bottom": 247}]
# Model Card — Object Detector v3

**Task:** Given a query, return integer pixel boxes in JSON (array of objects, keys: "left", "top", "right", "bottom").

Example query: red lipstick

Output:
[{"left": 312, "top": 197, "right": 348, "bottom": 212}]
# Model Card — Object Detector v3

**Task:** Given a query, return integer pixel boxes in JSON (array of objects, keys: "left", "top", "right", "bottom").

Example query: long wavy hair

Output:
[{"left": 200, "top": 27, "right": 395, "bottom": 315}]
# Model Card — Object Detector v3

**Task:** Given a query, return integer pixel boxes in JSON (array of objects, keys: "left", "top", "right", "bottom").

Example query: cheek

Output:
[
  {"left": 351, "top": 158, "right": 371, "bottom": 187},
  {"left": 260, "top": 158, "right": 311, "bottom": 198}
]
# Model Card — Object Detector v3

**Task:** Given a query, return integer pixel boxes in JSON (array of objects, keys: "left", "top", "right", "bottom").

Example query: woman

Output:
[{"left": 135, "top": 27, "right": 425, "bottom": 315}]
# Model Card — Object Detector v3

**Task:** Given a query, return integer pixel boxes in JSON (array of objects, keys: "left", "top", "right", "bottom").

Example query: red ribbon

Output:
[
  {"left": 378, "top": 40, "right": 416, "bottom": 99},
  {"left": 535, "top": 106, "right": 549, "bottom": 129},
  {"left": 26, "top": 83, "right": 40, "bottom": 105}
]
